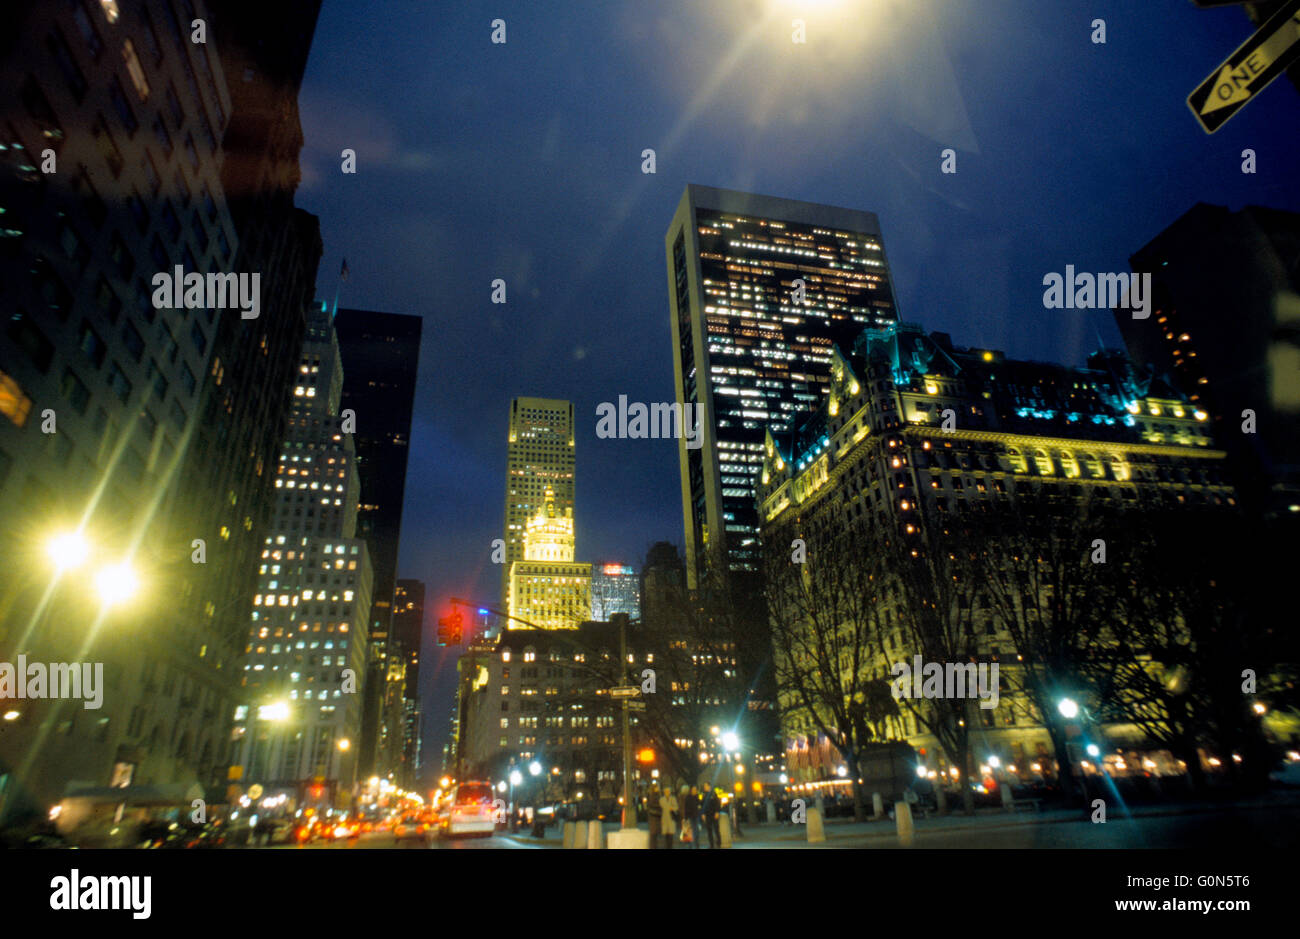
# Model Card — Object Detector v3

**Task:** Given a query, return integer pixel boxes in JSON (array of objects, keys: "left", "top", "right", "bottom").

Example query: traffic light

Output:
[
  {"left": 636, "top": 747, "right": 655, "bottom": 764},
  {"left": 437, "top": 611, "right": 464, "bottom": 646}
]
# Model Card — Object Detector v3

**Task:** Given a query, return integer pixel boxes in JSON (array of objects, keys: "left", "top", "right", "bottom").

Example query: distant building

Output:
[
  {"left": 452, "top": 621, "right": 643, "bottom": 802},
  {"left": 233, "top": 307, "right": 373, "bottom": 810},
  {"left": 332, "top": 308, "right": 422, "bottom": 779},
  {"left": 639, "top": 542, "right": 686, "bottom": 631},
  {"left": 590, "top": 563, "right": 640, "bottom": 621},
  {"left": 1118, "top": 203, "right": 1300, "bottom": 520},
  {"left": 391, "top": 579, "right": 424, "bottom": 786},
  {"left": 501, "top": 397, "right": 575, "bottom": 607}
]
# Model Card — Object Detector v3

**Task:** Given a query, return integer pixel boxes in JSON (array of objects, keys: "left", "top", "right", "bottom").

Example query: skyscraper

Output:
[
  {"left": 331, "top": 308, "right": 421, "bottom": 778},
  {"left": 0, "top": 0, "right": 319, "bottom": 820},
  {"left": 1118, "top": 203, "right": 1300, "bottom": 519},
  {"left": 501, "top": 397, "right": 575, "bottom": 606},
  {"left": 391, "top": 578, "right": 424, "bottom": 785},
  {"left": 233, "top": 306, "right": 373, "bottom": 809},
  {"left": 664, "top": 185, "right": 899, "bottom": 586},
  {"left": 332, "top": 309, "right": 422, "bottom": 653}
]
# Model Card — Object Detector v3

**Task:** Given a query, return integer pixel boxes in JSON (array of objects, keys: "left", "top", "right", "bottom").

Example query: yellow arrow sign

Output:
[
  {"left": 1189, "top": 0, "right": 1300, "bottom": 132},
  {"left": 1200, "top": 12, "right": 1300, "bottom": 115}
]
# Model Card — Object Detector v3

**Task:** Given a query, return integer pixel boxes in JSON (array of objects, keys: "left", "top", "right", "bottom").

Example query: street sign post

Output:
[
  {"left": 627, "top": 700, "right": 646, "bottom": 711},
  {"left": 1188, "top": 0, "right": 1300, "bottom": 132},
  {"left": 609, "top": 686, "right": 641, "bottom": 699}
]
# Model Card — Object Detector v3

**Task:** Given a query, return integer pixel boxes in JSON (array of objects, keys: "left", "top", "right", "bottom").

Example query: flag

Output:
[{"left": 340, "top": 258, "right": 349, "bottom": 282}]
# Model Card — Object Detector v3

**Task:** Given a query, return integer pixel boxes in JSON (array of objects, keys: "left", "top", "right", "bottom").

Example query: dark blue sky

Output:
[{"left": 292, "top": 0, "right": 1300, "bottom": 777}]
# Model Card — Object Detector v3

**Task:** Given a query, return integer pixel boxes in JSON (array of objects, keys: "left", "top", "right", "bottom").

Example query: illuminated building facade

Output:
[
  {"left": 508, "top": 487, "right": 591, "bottom": 630},
  {"left": 590, "top": 563, "right": 640, "bottom": 621},
  {"left": 233, "top": 307, "right": 373, "bottom": 808},
  {"left": 502, "top": 397, "right": 575, "bottom": 607},
  {"left": 453, "top": 622, "right": 647, "bottom": 803},
  {"left": 665, "top": 185, "right": 899, "bottom": 586},
  {"left": 390, "top": 578, "right": 424, "bottom": 786},
  {"left": 758, "top": 322, "right": 1234, "bottom": 786}
]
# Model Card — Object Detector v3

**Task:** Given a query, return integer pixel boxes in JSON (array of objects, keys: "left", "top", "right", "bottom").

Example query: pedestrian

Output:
[
  {"left": 681, "top": 785, "right": 700, "bottom": 848},
  {"left": 660, "top": 784, "right": 678, "bottom": 849},
  {"left": 701, "top": 787, "right": 720, "bottom": 848},
  {"left": 646, "top": 783, "right": 663, "bottom": 849}
]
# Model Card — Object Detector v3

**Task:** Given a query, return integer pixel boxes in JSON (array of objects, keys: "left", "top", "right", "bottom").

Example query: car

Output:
[
  {"left": 393, "top": 813, "right": 432, "bottom": 843},
  {"left": 441, "top": 781, "right": 497, "bottom": 838}
]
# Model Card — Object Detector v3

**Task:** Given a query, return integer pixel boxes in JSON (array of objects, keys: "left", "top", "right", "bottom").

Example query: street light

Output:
[
  {"left": 721, "top": 731, "right": 740, "bottom": 752},
  {"left": 528, "top": 761, "right": 541, "bottom": 776},
  {"left": 1057, "top": 698, "right": 1079, "bottom": 720},
  {"left": 46, "top": 531, "right": 90, "bottom": 572},
  {"left": 94, "top": 560, "right": 139, "bottom": 608}
]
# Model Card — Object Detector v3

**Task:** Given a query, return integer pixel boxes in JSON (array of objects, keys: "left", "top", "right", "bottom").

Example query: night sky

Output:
[{"left": 289, "top": 0, "right": 1300, "bottom": 776}]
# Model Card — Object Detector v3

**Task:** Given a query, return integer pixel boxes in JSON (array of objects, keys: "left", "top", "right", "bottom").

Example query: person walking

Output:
[
  {"left": 660, "top": 784, "right": 678, "bottom": 849},
  {"left": 681, "top": 785, "right": 700, "bottom": 849},
  {"left": 701, "top": 788, "right": 721, "bottom": 848},
  {"left": 646, "top": 783, "right": 663, "bottom": 849}
]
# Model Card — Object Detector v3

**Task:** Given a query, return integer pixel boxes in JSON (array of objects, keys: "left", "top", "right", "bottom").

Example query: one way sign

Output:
[{"left": 1188, "top": 0, "right": 1300, "bottom": 132}]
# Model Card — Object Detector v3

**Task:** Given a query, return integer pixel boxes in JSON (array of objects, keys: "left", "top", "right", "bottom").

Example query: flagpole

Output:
[{"left": 332, "top": 258, "right": 348, "bottom": 317}]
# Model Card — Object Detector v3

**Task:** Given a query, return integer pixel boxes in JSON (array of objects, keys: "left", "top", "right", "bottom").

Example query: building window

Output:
[
  {"left": 48, "top": 28, "right": 88, "bottom": 102},
  {"left": 61, "top": 367, "right": 91, "bottom": 415},
  {"left": 1033, "top": 449, "right": 1053, "bottom": 476},
  {"left": 1006, "top": 448, "right": 1027, "bottom": 473},
  {"left": 122, "top": 38, "right": 150, "bottom": 100},
  {"left": 108, "top": 75, "right": 138, "bottom": 135}
]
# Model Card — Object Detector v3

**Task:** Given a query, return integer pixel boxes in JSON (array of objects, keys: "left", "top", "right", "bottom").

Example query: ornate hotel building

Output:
[
  {"left": 507, "top": 486, "right": 591, "bottom": 631},
  {"left": 758, "top": 322, "right": 1235, "bottom": 785}
]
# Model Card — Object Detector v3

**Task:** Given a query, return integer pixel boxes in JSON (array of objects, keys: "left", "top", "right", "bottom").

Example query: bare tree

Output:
[{"left": 762, "top": 522, "right": 902, "bottom": 821}]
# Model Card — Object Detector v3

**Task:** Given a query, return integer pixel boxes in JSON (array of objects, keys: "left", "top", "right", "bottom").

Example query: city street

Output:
[{"left": 271, "top": 793, "right": 1300, "bottom": 850}]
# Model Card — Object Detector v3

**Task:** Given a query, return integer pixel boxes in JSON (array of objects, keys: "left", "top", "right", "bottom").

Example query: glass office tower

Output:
[{"left": 665, "top": 185, "right": 899, "bottom": 585}]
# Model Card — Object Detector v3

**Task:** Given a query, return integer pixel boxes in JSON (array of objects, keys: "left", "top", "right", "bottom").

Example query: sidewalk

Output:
[{"left": 502, "top": 790, "right": 1300, "bottom": 848}]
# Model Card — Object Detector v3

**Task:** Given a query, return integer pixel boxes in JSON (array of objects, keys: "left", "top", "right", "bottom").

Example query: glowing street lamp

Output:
[
  {"left": 46, "top": 531, "right": 90, "bottom": 572},
  {"left": 528, "top": 761, "right": 542, "bottom": 776},
  {"left": 95, "top": 560, "right": 140, "bottom": 608},
  {"left": 337, "top": 738, "right": 351, "bottom": 751},
  {"left": 1057, "top": 698, "right": 1079, "bottom": 720},
  {"left": 720, "top": 731, "right": 740, "bottom": 752},
  {"left": 258, "top": 701, "right": 290, "bottom": 723}
]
